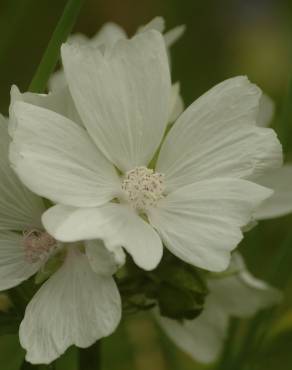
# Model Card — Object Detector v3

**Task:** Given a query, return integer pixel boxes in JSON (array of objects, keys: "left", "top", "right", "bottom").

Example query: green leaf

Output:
[
  {"left": 147, "top": 253, "right": 208, "bottom": 320},
  {"left": 157, "top": 282, "right": 203, "bottom": 320},
  {"left": 118, "top": 252, "right": 209, "bottom": 320},
  {"left": 153, "top": 257, "right": 208, "bottom": 295},
  {"left": 29, "top": 0, "right": 85, "bottom": 93}
]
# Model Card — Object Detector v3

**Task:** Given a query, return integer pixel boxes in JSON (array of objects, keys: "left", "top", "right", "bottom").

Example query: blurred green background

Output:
[
  {"left": 1, "top": 0, "right": 292, "bottom": 112},
  {"left": 1, "top": 0, "right": 292, "bottom": 369}
]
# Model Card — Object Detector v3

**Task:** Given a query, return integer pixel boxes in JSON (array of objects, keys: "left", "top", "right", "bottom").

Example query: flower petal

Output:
[
  {"left": 257, "top": 94, "right": 275, "bottom": 127},
  {"left": 42, "top": 203, "right": 163, "bottom": 271},
  {"left": 0, "top": 231, "right": 41, "bottom": 290},
  {"left": 254, "top": 165, "right": 292, "bottom": 220},
  {"left": 85, "top": 239, "right": 125, "bottom": 276},
  {"left": 169, "top": 83, "right": 184, "bottom": 122},
  {"left": 10, "top": 102, "right": 120, "bottom": 207},
  {"left": 157, "top": 302, "right": 228, "bottom": 364},
  {"left": 0, "top": 116, "right": 44, "bottom": 231},
  {"left": 148, "top": 178, "right": 272, "bottom": 271},
  {"left": 164, "top": 25, "right": 186, "bottom": 48},
  {"left": 157, "top": 76, "right": 282, "bottom": 192},
  {"left": 209, "top": 253, "right": 281, "bottom": 317},
  {"left": 137, "top": 17, "right": 165, "bottom": 33},
  {"left": 19, "top": 248, "right": 121, "bottom": 364},
  {"left": 48, "top": 69, "right": 67, "bottom": 92},
  {"left": 90, "top": 22, "right": 127, "bottom": 47},
  {"left": 61, "top": 30, "right": 171, "bottom": 172},
  {"left": 10, "top": 85, "right": 82, "bottom": 134},
  {"left": 138, "top": 17, "right": 185, "bottom": 48},
  {"left": 48, "top": 23, "right": 127, "bottom": 91}
]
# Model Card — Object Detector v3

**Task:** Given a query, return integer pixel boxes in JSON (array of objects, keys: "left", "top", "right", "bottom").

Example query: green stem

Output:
[
  {"left": 215, "top": 318, "right": 239, "bottom": 370},
  {"left": 29, "top": 0, "right": 85, "bottom": 93},
  {"left": 79, "top": 341, "right": 101, "bottom": 370},
  {"left": 230, "top": 313, "right": 265, "bottom": 370}
]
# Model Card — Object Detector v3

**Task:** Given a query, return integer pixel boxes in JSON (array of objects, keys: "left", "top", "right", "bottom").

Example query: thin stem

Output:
[
  {"left": 29, "top": 0, "right": 85, "bottom": 93},
  {"left": 215, "top": 318, "right": 240, "bottom": 370},
  {"left": 79, "top": 341, "right": 101, "bottom": 370},
  {"left": 230, "top": 313, "right": 265, "bottom": 370}
]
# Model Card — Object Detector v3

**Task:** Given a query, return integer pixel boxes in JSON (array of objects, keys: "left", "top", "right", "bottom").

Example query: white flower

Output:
[
  {"left": 253, "top": 94, "right": 292, "bottom": 220},
  {"left": 49, "top": 16, "right": 185, "bottom": 92},
  {"left": 10, "top": 30, "right": 282, "bottom": 273},
  {"left": 44, "top": 16, "right": 185, "bottom": 131},
  {"left": 0, "top": 116, "right": 121, "bottom": 364},
  {"left": 157, "top": 253, "right": 281, "bottom": 364}
]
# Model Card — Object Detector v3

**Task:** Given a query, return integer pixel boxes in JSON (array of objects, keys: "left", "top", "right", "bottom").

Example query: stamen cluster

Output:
[
  {"left": 121, "top": 166, "right": 165, "bottom": 211},
  {"left": 22, "top": 229, "right": 58, "bottom": 263}
]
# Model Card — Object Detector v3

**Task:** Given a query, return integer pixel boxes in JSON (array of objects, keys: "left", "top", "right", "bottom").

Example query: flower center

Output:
[
  {"left": 121, "top": 166, "right": 165, "bottom": 211},
  {"left": 22, "top": 229, "right": 58, "bottom": 264}
]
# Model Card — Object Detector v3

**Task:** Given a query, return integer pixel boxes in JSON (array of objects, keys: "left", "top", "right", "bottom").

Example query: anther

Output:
[
  {"left": 22, "top": 229, "right": 58, "bottom": 264},
  {"left": 121, "top": 166, "right": 165, "bottom": 211}
]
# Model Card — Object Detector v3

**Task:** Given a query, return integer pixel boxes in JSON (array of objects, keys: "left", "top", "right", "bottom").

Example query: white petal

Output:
[
  {"left": 48, "top": 69, "right": 67, "bottom": 92},
  {"left": 254, "top": 165, "right": 292, "bottom": 220},
  {"left": 0, "top": 116, "right": 44, "bottom": 231},
  {"left": 157, "top": 301, "right": 228, "bottom": 364},
  {"left": 138, "top": 18, "right": 185, "bottom": 48},
  {"left": 257, "top": 94, "right": 275, "bottom": 127},
  {"left": 169, "top": 83, "right": 184, "bottom": 122},
  {"left": 10, "top": 85, "right": 83, "bottom": 132},
  {"left": 49, "top": 23, "right": 127, "bottom": 91},
  {"left": 43, "top": 203, "right": 163, "bottom": 271},
  {"left": 85, "top": 239, "right": 125, "bottom": 276},
  {"left": 209, "top": 253, "right": 281, "bottom": 317},
  {"left": 20, "top": 248, "right": 121, "bottom": 364},
  {"left": 0, "top": 231, "right": 41, "bottom": 290},
  {"left": 148, "top": 178, "right": 272, "bottom": 271},
  {"left": 157, "top": 76, "right": 282, "bottom": 192},
  {"left": 48, "top": 24, "right": 127, "bottom": 91},
  {"left": 62, "top": 30, "right": 171, "bottom": 172},
  {"left": 10, "top": 102, "right": 120, "bottom": 207},
  {"left": 137, "top": 17, "right": 165, "bottom": 33},
  {"left": 90, "top": 22, "right": 127, "bottom": 47},
  {"left": 164, "top": 25, "right": 186, "bottom": 48}
]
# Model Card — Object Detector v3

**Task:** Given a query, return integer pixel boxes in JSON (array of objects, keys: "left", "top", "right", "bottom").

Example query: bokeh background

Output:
[{"left": 1, "top": 1, "right": 292, "bottom": 369}]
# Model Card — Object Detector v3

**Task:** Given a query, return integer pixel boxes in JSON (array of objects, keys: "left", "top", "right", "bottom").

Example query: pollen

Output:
[
  {"left": 121, "top": 166, "right": 165, "bottom": 211},
  {"left": 22, "top": 229, "right": 58, "bottom": 264}
]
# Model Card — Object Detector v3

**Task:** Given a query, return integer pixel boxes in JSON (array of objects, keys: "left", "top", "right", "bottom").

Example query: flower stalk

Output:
[{"left": 29, "top": 0, "right": 85, "bottom": 93}]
